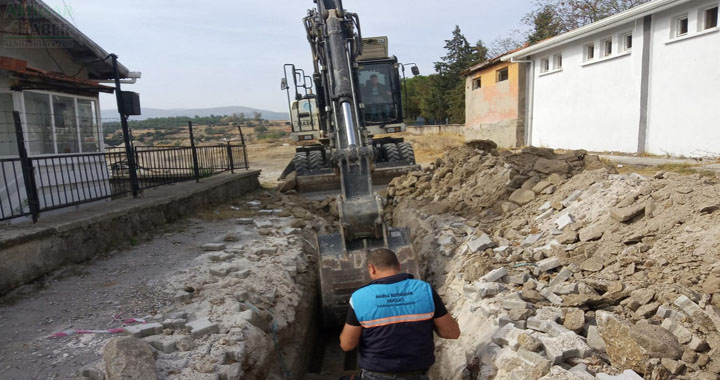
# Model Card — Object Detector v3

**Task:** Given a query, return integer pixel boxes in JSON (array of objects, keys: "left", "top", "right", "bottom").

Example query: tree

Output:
[
  {"left": 434, "top": 25, "right": 476, "bottom": 79},
  {"left": 475, "top": 40, "right": 489, "bottom": 64},
  {"left": 488, "top": 31, "right": 525, "bottom": 58},
  {"left": 525, "top": 0, "right": 652, "bottom": 34},
  {"left": 526, "top": 5, "right": 564, "bottom": 43},
  {"left": 253, "top": 112, "right": 262, "bottom": 122}
]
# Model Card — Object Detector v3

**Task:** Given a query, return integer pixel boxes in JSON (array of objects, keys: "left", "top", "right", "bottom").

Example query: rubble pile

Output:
[
  {"left": 385, "top": 140, "right": 606, "bottom": 220},
  {"left": 389, "top": 143, "right": 720, "bottom": 380},
  {"left": 77, "top": 192, "right": 331, "bottom": 380}
]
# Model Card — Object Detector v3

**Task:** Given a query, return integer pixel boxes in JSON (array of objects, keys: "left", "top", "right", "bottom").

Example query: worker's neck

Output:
[{"left": 371, "top": 269, "right": 400, "bottom": 281}]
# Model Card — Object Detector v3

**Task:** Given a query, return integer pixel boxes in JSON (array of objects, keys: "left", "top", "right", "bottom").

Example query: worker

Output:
[
  {"left": 361, "top": 74, "right": 392, "bottom": 104},
  {"left": 339, "top": 248, "right": 460, "bottom": 380}
]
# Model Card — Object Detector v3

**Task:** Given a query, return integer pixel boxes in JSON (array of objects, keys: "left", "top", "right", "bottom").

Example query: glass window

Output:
[
  {"left": 677, "top": 15, "right": 689, "bottom": 36},
  {"left": 472, "top": 78, "right": 481, "bottom": 90},
  {"left": 624, "top": 34, "right": 633, "bottom": 50},
  {"left": 52, "top": 95, "right": 79, "bottom": 154},
  {"left": 0, "top": 94, "right": 18, "bottom": 156},
  {"left": 540, "top": 58, "right": 550, "bottom": 73},
  {"left": 706, "top": 7, "right": 718, "bottom": 29},
  {"left": 554, "top": 54, "right": 563, "bottom": 70},
  {"left": 585, "top": 44, "right": 595, "bottom": 61},
  {"left": 24, "top": 92, "right": 54, "bottom": 155},
  {"left": 604, "top": 39, "right": 613, "bottom": 56},
  {"left": 357, "top": 63, "right": 398, "bottom": 123},
  {"left": 78, "top": 99, "right": 99, "bottom": 152},
  {"left": 497, "top": 68, "right": 509, "bottom": 82}
]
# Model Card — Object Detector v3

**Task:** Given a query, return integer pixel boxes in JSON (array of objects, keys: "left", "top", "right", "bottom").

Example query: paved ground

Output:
[{"left": 0, "top": 216, "right": 238, "bottom": 380}]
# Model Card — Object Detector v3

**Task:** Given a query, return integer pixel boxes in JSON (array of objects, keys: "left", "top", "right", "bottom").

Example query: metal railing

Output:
[{"left": 1, "top": 112, "right": 249, "bottom": 223}]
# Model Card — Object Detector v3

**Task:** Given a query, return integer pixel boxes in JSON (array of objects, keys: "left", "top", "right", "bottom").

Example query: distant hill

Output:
[{"left": 102, "top": 106, "right": 289, "bottom": 121}]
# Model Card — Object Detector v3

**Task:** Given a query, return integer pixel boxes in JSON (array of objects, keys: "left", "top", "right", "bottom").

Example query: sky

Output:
[{"left": 45, "top": 0, "right": 533, "bottom": 114}]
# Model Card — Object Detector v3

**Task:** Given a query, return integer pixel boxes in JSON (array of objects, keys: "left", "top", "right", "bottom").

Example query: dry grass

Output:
[{"left": 615, "top": 162, "right": 718, "bottom": 178}]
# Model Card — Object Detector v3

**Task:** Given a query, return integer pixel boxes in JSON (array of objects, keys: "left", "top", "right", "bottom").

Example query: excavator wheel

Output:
[
  {"left": 397, "top": 142, "right": 416, "bottom": 164},
  {"left": 382, "top": 143, "right": 401, "bottom": 162},
  {"left": 293, "top": 152, "right": 310, "bottom": 176},
  {"left": 308, "top": 150, "right": 325, "bottom": 171}
]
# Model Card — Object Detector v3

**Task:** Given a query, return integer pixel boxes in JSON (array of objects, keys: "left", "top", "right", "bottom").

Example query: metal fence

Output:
[{"left": 1, "top": 112, "right": 249, "bottom": 223}]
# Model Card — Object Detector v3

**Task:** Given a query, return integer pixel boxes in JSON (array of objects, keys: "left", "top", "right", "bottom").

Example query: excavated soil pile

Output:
[{"left": 387, "top": 142, "right": 720, "bottom": 380}]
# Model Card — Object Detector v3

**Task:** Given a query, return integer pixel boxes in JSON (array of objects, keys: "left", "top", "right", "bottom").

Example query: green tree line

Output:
[{"left": 403, "top": 0, "right": 650, "bottom": 124}]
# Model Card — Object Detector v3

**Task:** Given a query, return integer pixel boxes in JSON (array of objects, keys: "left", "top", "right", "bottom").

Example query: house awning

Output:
[{"left": 0, "top": 56, "right": 114, "bottom": 94}]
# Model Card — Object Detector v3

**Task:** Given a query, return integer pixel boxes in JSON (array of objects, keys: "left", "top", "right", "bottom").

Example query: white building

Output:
[
  {"left": 503, "top": 0, "right": 720, "bottom": 156},
  {"left": 0, "top": 0, "right": 135, "bottom": 221}
]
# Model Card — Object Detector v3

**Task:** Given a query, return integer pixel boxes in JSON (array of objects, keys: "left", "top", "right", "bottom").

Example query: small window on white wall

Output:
[
  {"left": 623, "top": 33, "right": 633, "bottom": 51},
  {"left": 704, "top": 6, "right": 718, "bottom": 30},
  {"left": 675, "top": 14, "right": 689, "bottom": 37},
  {"left": 540, "top": 57, "right": 550, "bottom": 73},
  {"left": 553, "top": 54, "right": 563, "bottom": 70},
  {"left": 584, "top": 43, "right": 595, "bottom": 61},
  {"left": 603, "top": 38, "right": 613, "bottom": 56}
]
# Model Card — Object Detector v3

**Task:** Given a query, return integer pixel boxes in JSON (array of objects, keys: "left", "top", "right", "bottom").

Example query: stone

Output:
[
  {"left": 537, "top": 257, "right": 561, "bottom": 272},
  {"left": 587, "top": 325, "right": 607, "bottom": 353},
  {"left": 550, "top": 283, "right": 578, "bottom": 295},
  {"left": 247, "top": 200, "right": 261, "bottom": 208},
  {"left": 539, "top": 201, "right": 552, "bottom": 212},
  {"left": 103, "top": 337, "right": 158, "bottom": 380},
  {"left": 674, "top": 295, "right": 704, "bottom": 318},
  {"left": 579, "top": 223, "right": 605, "bottom": 242},
  {"left": 501, "top": 201, "right": 519, "bottom": 213},
  {"left": 580, "top": 255, "right": 604, "bottom": 272},
  {"left": 564, "top": 308, "right": 585, "bottom": 332},
  {"left": 521, "top": 289, "right": 545, "bottom": 303},
  {"left": 549, "top": 267, "right": 573, "bottom": 287},
  {"left": 218, "top": 363, "right": 243, "bottom": 380},
  {"left": 527, "top": 317, "right": 549, "bottom": 333},
  {"left": 522, "top": 233, "right": 544, "bottom": 247},
  {"left": 517, "top": 348, "right": 553, "bottom": 374},
  {"left": 201, "top": 243, "right": 226, "bottom": 251},
  {"left": 492, "top": 324, "right": 523, "bottom": 350},
  {"left": 518, "top": 333, "right": 543, "bottom": 352},
  {"left": 78, "top": 365, "right": 105, "bottom": 380},
  {"left": 610, "top": 204, "right": 646, "bottom": 222},
  {"left": 509, "top": 189, "right": 536, "bottom": 206},
  {"left": 595, "top": 370, "right": 644, "bottom": 380},
  {"left": 703, "top": 275, "right": 720, "bottom": 294},
  {"left": 534, "top": 158, "right": 570, "bottom": 174},
  {"left": 630, "top": 322, "right": 682, "bottom": 359},
  {"left": 568, "top": 364, "right": 596, "bottom": 380},
  {"left": 161, "top": 319, "right": 187, "bottom": 330},
  {"left": 661, "top": 319, "right": 693, "bottom": 345},
  {"left": 630, "top": 289, "right": 656, "bottom": 307},
  {"left": 555, "top": 213, "right": 574, "bottom": 230},
  {"left": 634, "top": 302, "right": 660, "bottom": 319},
  {"left": 282, "top": 227, "right": 302, "bottom": 235},
  {"left": 558, "top": 229, "right": 579, "bottom": 244},
  {"left": 562, "top": 190, "right": 583, "bottom": 208},
  {"left": 688, "top": 335, "right": 708, "bottom": 352},
  {"left": 123, "top": 323, "right": 164, "bottom": 338},
  {"left": 540, "top": 288, "right": 563, "bottom": 305},
  {"left": 232, "top": 269, "right": 251, "bottom": 279},
  {"left": 278, "top": 171, "right": 297, "bottom": 193},
  {"left": 145, "top": 336, "right": 177, "bottom": 354},
  {"left": 536, "top": 208, "right": 554, "bottom": 221},
  {"left": 482, "top": 267, "right": 508, "bottom": 282},
  {"left": 538, "top": 366, "right": 586, "bottom": 380},
  {"left": 508, "top": 308, "right": 534, "bottom": 321},
  {"left": 504, "top": 273, "right": 531, "bottom": 285},
  {"left": 174, "top": 291, "right": 192, "bottom": 303},
  {"left": 209, "top": 264, "right": 239, "bottom": 277},
  {"left": 467, "top": 233, "right": 495, "bottom": 252},
  {"left": 186, "top": 318, "right": 219, "bottom": 338},
  {"left": 660, "top": 358, "right": 685, "bottom": 375},
  {"left": 532, "top": 180, "right": 553, "bottom": 194},
  {"left": 254, "top": 219, "right": 273, "bottom": 228},
  {"left": 538, "top": 332, "right": 592, "bottom": 364},
  {"left": 235, "top": 218, "right": 253, "bottom": 225},
  {"left": 597, "top": 311, "right": 651, "bottom": 374},
  {"left": 502, "top": 299, "right": 532, "bottom": 310}
]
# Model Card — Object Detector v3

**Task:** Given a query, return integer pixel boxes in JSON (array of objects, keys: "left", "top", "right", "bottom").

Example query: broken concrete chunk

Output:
[
  {"left": 536, "top": 208, "right": 554, "bottom": 221},
  {"left": 595, "top": 370, "right": 644, "bottom": 380},
  {"left": 235, "top": 218, "right": 253, "bottom": 225},
  {"left": 563, "top": 308, "right": 585, "bottom": 332},
  {"left": 467, "top": 233, "right": 495, "bottom": 252},
  {"left": 123, "top": 323, "right": 164, "bottom": 339},
  {"left": 674, "top": 295, "right": 703, "bottom": 318},
  {"left": 534, "top": 158, "right": 570, "bottom": 175},
  {"left": 482, "top": 267, "right": 508, "bottom": 282},
  {"left": 661, "top": 319, "right": 693, "bottom": 344},
  {"left": 549, "top": 267, "right": 573, "bottom": 287},
  {"left": 209, "top": 264, "right": 239, "bottom": 277},
  {"left": 201, "top": 243, "right": 226, "bottom": 252},
  {"left": 540, "top": 289, "right": 563, "bottom": 305},
  {"left": 522, "top": 233, "right": 543, "bottom": 247},
  {"left": 554, "top": 213, "right": 574, "bottom": 230},
  {"left": 562, "top": 190, "right": 583, "bottom": 208},
  {"left": 538, "top": 201, "right": 552, "bottom": 212},
  {"left": 254, "top": 219, "right": 273, "bottom": 229},
  {"left": 502, "top": 299, "right": 532, "bottom": 310},
  {"left": 587, "top": 325, "right": 607, "bottom": 353},
  {"left": 246, "top": 200, "right": 261, "bottom": 208},
  {"left": 537, "top": 257, "right": 561, "bottom": 272},
  {"left": 186, "top": 318, "right": 219, "bottom": 338},
  {"left": 103, "top": 337, "right": 158, "bottom": 380}
]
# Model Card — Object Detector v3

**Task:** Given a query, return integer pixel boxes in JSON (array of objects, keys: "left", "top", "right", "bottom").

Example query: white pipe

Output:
[
  {"left": 511, "top": 58, "right": 535, "bottom": 147},
  {"left": 342, "top": 102, "right": 358, "bottom": 146}
]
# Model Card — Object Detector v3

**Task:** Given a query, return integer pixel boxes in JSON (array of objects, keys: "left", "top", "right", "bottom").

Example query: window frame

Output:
[
  {"left": 603, "top": 37, "right": 614, "bottom": 57},
  {"left": 674, "top": 13, "right": 690, "bottom": 37},
  {"left": 496, "top": 67, "right": 509, "bottom": 83},
  {"left": 553, "top": 53, "right": 563, "bottom": 70},
  {"left": 540, "top": 57, "right": 551, "bottom": 73},
  {"left": 584, "top": 43, "right": 596, "bottom": 61},
  {"left": 622, "top": 32, "right": 633, "bottom": 51},
  {"left": 471, "top": 77, "right": 482, "bottom": 90},
  {"left": 702, "top": 5, "right": 719, "bottom": 30},
  {"left": 0, "top": 91, "right": 20, "bottom": 158},
  {"left": 18, "top": 90, "right": 102, "bottom": 157}
]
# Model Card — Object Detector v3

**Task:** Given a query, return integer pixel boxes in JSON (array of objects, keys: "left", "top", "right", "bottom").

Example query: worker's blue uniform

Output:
[{"left": 346, "top": 273, "right": 448, "bottom": 377}]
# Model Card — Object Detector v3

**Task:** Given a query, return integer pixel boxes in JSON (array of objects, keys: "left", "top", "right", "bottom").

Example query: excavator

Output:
[{"left": 288, "top": 0, "right": 421, "bottom": 327}]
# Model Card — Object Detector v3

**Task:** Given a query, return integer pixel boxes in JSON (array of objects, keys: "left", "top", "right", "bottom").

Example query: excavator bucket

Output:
[
  {"left": 315, "top": 227, "right": 419, "bottom": 327},
  {"left": 296, "top": 165, "right": 419, "bottom": 193}
]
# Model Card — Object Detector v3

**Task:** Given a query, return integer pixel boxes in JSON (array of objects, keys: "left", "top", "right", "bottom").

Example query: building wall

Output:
[
  {"left": 0, "top": 5, "right": 89, "bottom": 79},
  {"left": 646, "top": 3, "right": 720, "bottom": 156},
  {"left": 530, "top": 20, "right": 645, "bottom": 153},
  {"left": 465, "top": 62, "right": 525, "bottom": 147}
]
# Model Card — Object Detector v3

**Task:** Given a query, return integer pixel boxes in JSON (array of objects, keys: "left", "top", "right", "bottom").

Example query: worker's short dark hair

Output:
[
  {"left": 370, "top": 74, "right": 378, "bottom": 78},
  {"left": 368, "top": 248, "right": 400, "bottom": 270}
]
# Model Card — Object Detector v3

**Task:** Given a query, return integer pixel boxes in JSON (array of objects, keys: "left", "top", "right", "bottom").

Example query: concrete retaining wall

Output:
[
  {"left": 0, "top": 171, "right": 261, "bottom": 296},
  {"left": 407, "top": 124, "right": 522, "bottom": 148}
]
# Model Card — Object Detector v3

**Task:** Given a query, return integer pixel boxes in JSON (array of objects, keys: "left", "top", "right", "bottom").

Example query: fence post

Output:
[
  {"left": 237, "top": 126, "right": 249, "bottom": 170},
  {"left": 188, "top": 122, "right": 200, "bottom": 182},
  {"left": 13, "top": 111, "right": 40, "bottom": 223},
  {"left": 226, "top": 141, "right": 234, "bottom": 174}
]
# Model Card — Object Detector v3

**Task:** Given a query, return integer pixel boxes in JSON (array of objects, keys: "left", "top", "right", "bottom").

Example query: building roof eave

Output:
[{"left": 501, "top": 0, "right": 691, "bottom": 61}]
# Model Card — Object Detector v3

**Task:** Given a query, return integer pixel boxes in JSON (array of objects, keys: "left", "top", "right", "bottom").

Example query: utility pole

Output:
[{"left": 111, "top": 54, "right": 139, "bottom": 197}]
